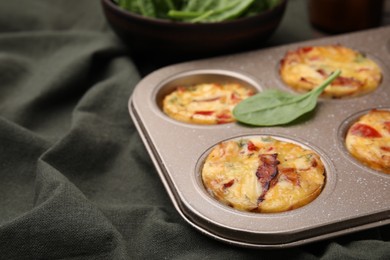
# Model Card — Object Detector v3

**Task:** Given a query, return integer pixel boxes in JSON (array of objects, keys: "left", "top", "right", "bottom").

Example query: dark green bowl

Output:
[{"left": 101, "top": 0, "right": 287, "bottom": 57}]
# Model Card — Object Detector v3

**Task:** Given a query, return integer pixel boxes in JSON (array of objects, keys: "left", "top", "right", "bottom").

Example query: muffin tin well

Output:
[
  {"left": 195, "top": 134, "right": 336, "bottom": 213},
  {"left": 129, "top": 26, "right": 390, "bottom": 248},
  {"left": 337, "top": 107, "right": 390, "bottom": 176},
  {"left": 154, "top": 69, "right": 261, "bottom": 125}
]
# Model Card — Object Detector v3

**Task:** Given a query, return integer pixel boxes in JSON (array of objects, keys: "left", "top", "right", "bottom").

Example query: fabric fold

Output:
[{"left": 0, "top": 0, "right": 389, "bottom": 259}]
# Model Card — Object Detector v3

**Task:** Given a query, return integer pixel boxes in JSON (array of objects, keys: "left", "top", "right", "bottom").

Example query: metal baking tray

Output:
[{"left": 128, "top": 26, "right": 390, "bottom": 248}]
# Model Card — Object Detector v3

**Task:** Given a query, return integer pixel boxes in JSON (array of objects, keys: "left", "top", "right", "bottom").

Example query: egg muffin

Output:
[
  {"left": 201, "top": 136, "right": 326, "bottom": 213},
  {"left": 163, "top": 82, "right": 254, "bottom": 124},
  {"left": 279, "top": 45, "right": 382, "bottom": 98},
  {"left": 345, "top": 109, "right": 390, "bottom": 174}
]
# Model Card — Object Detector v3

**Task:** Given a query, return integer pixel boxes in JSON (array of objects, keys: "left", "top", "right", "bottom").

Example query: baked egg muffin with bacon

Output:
[
  {"left": 201, "top": 136, "right": 325, "bottom": 213},
  {"left": 162, "top": 82, "right": 254, "bottom": 124},
  {"left": 346, "top": 109, "right": 390, "bottom": 174},
  {"left": 279, "top": 45, "right": 382, "bottom": 98}
]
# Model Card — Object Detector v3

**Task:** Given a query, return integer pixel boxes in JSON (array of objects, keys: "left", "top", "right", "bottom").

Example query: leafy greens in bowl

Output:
[
  {"left": 113, "top": 0, "right": 282, "bottom": 23},
  {"left": 101, "top": 0, "right": 287, "bottom": 58}
]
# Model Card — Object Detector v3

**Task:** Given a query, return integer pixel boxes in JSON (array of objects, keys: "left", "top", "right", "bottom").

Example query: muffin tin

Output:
[{"left": 128, "top": 26, "right": 390, "bottom": 248}]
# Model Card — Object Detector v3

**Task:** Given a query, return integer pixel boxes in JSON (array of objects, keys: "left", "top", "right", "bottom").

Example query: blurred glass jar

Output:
[{"left": 308, "top": 0, "right": 384, "bottom": 34}]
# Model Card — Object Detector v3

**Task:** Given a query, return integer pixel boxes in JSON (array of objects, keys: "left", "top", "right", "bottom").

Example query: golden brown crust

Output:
[
  {"left": 345, "top": 109, "right": 390, "bottom": 174},
  {"left": 279, "top": 45, "right": 382, "bottom": 98},
  {"left": 201, "top": 137, "right": 325, "bottom": 213},
  {"left": 162, "top": 83, "right": 253, "bottom": 124}
]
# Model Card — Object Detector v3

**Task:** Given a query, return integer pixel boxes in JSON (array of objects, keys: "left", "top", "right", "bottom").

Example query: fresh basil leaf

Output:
[{"left": 232, "top": 70, "right": 341, "bottom": 126}]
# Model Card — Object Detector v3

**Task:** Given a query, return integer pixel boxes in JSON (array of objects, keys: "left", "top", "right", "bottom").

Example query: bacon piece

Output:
[
  {"left": 331, "top": 76, "right": 362, "bottom": 88},
  {"left": 280, "top": 57, "right": 287, "bottom": 67},
  {"left": 247, "top": 90, "right": 255, "bottom": 96},
  {"left": 213, "top": 83, "right": 223, "bottom": 89},
  {"left": 256, "top": 154, "right": 280, "bottom": 202},
  {"left": 299, "top": 77, "right": 315, "bottom": 85},
  {"left": 311, "top": 158, "right": 318, "bottom": 167},
  {"left": 223, "top": 179, "right": 235, "bottom": 189},
  {"left": 349, "top": 123, "right": 382, "bottom": 138},
  {"left": 384, "top": 122, "right": 390, "bottom": 133},
  {"left": 280, "top": 168, "right": 300, "bottom": 186},
  {"left": 316, "top": 68, "right": 328, "bottom": 77},
  {"left": 381, "top": 146, "right": 390, "bottom": 152},
  {"left": 230, "top": 92, "right": 241, "bottom": 102}
]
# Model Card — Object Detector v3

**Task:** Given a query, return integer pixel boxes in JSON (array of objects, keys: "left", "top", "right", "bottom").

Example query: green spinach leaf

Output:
[
  {"left": 169, "top": 0, "right": 254, "bottom": 22},
  {"left": 114, "top": 0, "right": 281, "bottom": 23},
  {"left": 232, "top": 70, "right": 341, "bottom": 126},
  {"left": 137, "top": 0, "right": 156, "bottom": 17}
]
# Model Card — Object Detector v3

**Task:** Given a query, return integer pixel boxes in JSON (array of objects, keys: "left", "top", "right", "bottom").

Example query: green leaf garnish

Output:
[{"left": 232, "top": 70, "right": 341, "bottom": 126}]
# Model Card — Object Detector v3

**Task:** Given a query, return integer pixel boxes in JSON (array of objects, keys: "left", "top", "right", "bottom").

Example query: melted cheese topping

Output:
[
  {"left": 345, "top": 109, "right": 390, "bottom": 174},
  {"left": 279, "top": 45, "right": 382, "bottom": 98},
  {"left": 201, "top": 137, "right": 325, "bottom": 213},
  {"left": 162, "top": 83, "right": 253, "bottom": 124}
]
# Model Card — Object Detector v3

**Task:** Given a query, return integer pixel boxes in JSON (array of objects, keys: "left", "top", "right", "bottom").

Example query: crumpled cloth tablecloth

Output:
[{"left": 0, "top": 0, "right": 389, "bottom": 259}]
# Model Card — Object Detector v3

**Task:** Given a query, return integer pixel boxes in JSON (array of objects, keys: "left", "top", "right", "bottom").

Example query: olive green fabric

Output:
[{"left": 0, "top": 0, "right": 389, "bottom": 259}]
